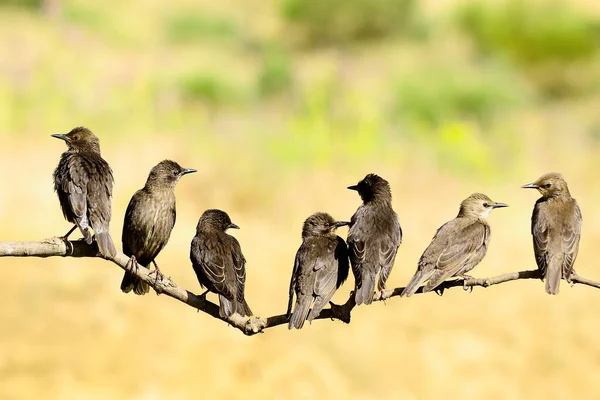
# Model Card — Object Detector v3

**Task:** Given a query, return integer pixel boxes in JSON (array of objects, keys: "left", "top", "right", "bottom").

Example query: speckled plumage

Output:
[
  {"left": 401, "top": 193, "right": 507, "bottom": 297},
  {"left": 190, "top": 209, "right": 252, "bottom": 318},
  {"left": 52, "top": 127, "right": 116, "bottom": 258},
  {"left": 287, "top": 212, "right": 349, "bottom": 329},
  {"left": 347, "top": 174, "right": 402, "bottom": 305},
  {"left": 524, "top": 173, "right": 582, "bottom": 295},
  {"left": 120, "top": 160, "right": 196, "bottom": 295}
]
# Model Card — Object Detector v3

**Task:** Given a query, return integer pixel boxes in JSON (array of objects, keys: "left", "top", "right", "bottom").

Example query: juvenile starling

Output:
[
  {"left": 401, "top": 193, "right": 507, "bottom": 297},
  {"left": 120, "top": 160, "right": 196, "bottom": 295},
  {"left": 287, "top": 212, "right": 350, "bottom": 330},
  {"left": 52, "top": 126, "right": 116, "bottom": 258},
  {"left": 190, "top": 210, "right": 252, "bottom": 318},
  {"left": 347, "top": 173, "right": 402, "bottom": 305},
  {"left": 522, "top": 173, "right": 582, "bottom": 295}
]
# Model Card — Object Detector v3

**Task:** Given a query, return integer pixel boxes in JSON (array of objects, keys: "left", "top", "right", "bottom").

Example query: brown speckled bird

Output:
[
  {"left": 401, "top": 193, "right": 507, "bottom": 297},
  {"left": 190, "top": 210, "right": 252, "bottom": 318},
  {"left": 52, "top": 126, "right": 116, "bottom": 258},
  {"left": 523, "top": 173, "right": 582, "bottom": 295},
  {"left": 287, "top": 212, "right": 350, "bottom": 329},
  {"left": 120, "top": 160, "right": 196, "bottom": 295},
  {"left": 347, "top": 173, "right": 402, "bottom": 305}
]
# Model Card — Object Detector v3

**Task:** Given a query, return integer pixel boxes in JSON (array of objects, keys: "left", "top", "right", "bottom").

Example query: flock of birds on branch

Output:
[{"left": 50, "top": 127, "right": 582, "bottom": 330}]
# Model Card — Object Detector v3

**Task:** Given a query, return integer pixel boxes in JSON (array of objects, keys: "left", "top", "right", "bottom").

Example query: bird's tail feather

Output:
[
  {"left": 120, "top": 272, "right": 150, "bottom": 295},
  {"left": 219, "top": 295, "right": 234, "bottom": 318},
  {"left": 307, "top": 296, "right": 328, "bottom": 323},
  {"left": 238, "top": 299, "right": 253, "bottom": 317},
  {"left": 289, "top": 297, "right": 312, "bottom": 329},
  {"left": 423, "top": 269, "right": 455, "bottom": 294},
  {"left": 401, "top": 270, "right": 432, "bottom": 297},
  {"left": 355, "top": 273, "right": 376, "bottom": 305},
  {"left": 545, "top": 263, "right": 561, "bottom": 295},
  {"left": 96, "top": 232, "right": 117, "bottom": 258}
]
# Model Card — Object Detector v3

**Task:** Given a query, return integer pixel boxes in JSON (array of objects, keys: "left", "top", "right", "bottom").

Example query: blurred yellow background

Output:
[{"left": 1, "top": 0, "right": 600, "bottom": 398}]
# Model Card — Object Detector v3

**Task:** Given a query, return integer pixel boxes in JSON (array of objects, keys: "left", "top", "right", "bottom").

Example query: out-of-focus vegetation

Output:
[{"left": 1, "top": 0, "right": 600, "bottom": 399}]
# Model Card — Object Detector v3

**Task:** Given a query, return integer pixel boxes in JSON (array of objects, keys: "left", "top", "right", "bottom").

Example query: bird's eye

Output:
[
  {"left": 73, "top": 135, "right": 80, "bottom": 140},
  {"left": 543, "top": 183, "right": 551, "bottom": 189},
  {"left": 173, "top": 171, "right": 179, "bottom": 176},
  {"left": 482, "top": 202, "right": 489, "bottom": 207}
]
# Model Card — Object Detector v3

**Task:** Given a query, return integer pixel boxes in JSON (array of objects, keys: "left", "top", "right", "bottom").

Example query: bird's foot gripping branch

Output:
[{"left": 2, "top": 237, "right": 600, "bottom": 336}]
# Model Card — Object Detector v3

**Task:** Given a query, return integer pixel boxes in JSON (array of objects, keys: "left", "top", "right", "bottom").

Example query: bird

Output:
[
  {"left": 401, "top": 193, "right": 508, "bottom": 297},
  {"left": 287, "top": 212, "right": 350, "bottom": 329},
  {"left": 190, "top": 209, "right": 252, "bottom": 318},
  {"left": 347, "top": 173, "right": 402, "bottom": 305},
  {"left": 120, "top": 160, "right": 196, "bottom": 295},
  {"left": 522, "top": 173, "right": 582, "bottom": 295},
  {"left": 52, "top": 126, "right": 116, "bottom": 258}
]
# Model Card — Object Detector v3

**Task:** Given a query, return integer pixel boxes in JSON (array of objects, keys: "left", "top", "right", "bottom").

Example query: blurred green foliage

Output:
[
  {"left": 457, "top": 0, "right": 600, "bottom": 96},
  {"left": 281, "top": 0, "right": 418, "bottom": 46},
  {"left": 165, "top": 11, "right": 238, "bottom": 44},
  {"left": 392, "top": 64, "right": 525, "bottom": 128},
  {"left": 178, "top": 72, "right": 240, "bottom": 107},
  {"left": 257, "top": 44, "right": 293, "bottom": 97},
  {"left": 0, "top": 0, "right": 42, "bottom": 10}
]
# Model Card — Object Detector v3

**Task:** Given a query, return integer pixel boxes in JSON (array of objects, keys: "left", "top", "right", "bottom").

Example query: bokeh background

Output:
[{"left": 1, "top": 0, "right": 600, "bottom": 398}]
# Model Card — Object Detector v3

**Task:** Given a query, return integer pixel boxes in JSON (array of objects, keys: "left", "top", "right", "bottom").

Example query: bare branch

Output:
[{"left": 1, "top": 238, "right": 599, "bottom": 335}]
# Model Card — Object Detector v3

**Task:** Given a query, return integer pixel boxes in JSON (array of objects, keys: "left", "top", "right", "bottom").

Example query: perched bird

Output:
[
  {"left": 401, "top": 193, "right": 507, "bottom": 297},
  {"left": 522, "top": 173, "right": 582, "bottom": 295},
  {"left": 52, "top": 126, "right": 116, "bottom": 258},
  {"left": 287, "top": 212, "right": 350, "bottom": 329},
  {"left": 120, "top": 160, "right": 196, "bottom": 295},
  {"left": 190, "top": 210, "right": 252, "bottom": 318},
  {"left": 347, "top": 173, "right": 402, "bottom": 305}
]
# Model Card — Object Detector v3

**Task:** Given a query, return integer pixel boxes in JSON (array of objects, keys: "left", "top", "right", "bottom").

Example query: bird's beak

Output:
[
  {"left": 333, "top": 221, "right": 350, "bottom": 229},
  {"left": 181, "top": 168, "right": 197, "bottom": 175},
  {"left": 347, "top": 185, "right": 359, "bottom": 191},
  {"left": 521, "top": 183, "right": 538, "bottom": 189},
  {"left": 51, "top": 133, "right": 68, "bottom": 142},
  {"left": 229, "top": 223, "right": 240, "bottom": 229},
  {"left": 492, "top": 202, "right": 508, "bottom": 209}
]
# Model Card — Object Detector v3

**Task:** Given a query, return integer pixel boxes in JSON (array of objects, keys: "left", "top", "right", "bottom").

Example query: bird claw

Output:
[
  {"left": 462, "top": 275, "right": 474, "bottom": 292},
  {"left": 125, "top": 256, "right": 139, "bottom": 273}
]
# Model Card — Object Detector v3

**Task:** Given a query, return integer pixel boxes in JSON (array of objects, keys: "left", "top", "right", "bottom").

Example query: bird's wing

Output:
[
  {"left": 348, "top": 237, "right": 365, "bottom": 289},
  {"left": 335, "top": 236, "right": 350, "bottom": 288},
  {"left": 287, "top": 248, "right": 302, "bottom": 315},
  {"left": 435, "top": 222, "right": 486, "bottom": 273},
  {"left": 313, "top": 239, "right": 338, "bottom": 301},
  {"left": 422, "top": 221, "right": 487, "bottom": 292},
  {"left": 230, "top": 236, "right": 247, "bottom": 302},
  {"left": 63, "top": 160, "right": 88, "bottom": 221},
  {"left": 87, "top": 158, "right": 113, "bottom": 228},
  {"left": 532, "top": 201, "right": 549, "bottom": 276},
  {"left": 561, "top": 200, "right": 582, "bottom": 277},
  {"left": 193, "top": 236, "right": 236, "bottom": 300}
]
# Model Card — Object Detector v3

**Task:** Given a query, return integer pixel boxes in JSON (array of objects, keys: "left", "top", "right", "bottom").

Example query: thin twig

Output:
[{"left": 1, "top": 238, "right": 598, "bottom": 335}]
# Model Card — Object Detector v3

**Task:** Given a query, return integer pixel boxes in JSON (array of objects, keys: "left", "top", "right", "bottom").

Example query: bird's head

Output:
[
  {"left": 458, "top": 193, "right": 508, "bottom": 220},
  {"left": 197, "top": 209, "right": 239, "bottom": 232},
  {"left": 146, "top": 159, "right": 196, "bottom": 189},
  {"left": 51, "top": 126, "right": 101, "bottom": 153},
  {"left": 522, "top": 172, "right": 570, "bottom": 199},
  {"left": 301, "top": 212, "right": 349, "bottom": 239},
  {"left": 348, "top": 173, "right": 392, "bottom": 203}
]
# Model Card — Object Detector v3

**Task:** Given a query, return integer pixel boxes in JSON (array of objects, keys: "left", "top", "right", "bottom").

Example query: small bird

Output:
[
  {"left": 190, "top": 210, "right": 252, "bottom": 318},
  {"left": 120, "top": 160, "right": 196, "bottom": 295},
  {"left": 52, "top": 126, "right": 116, "bottom": 258},
  {"left": 522, "top": 173, "right": 582, "bottom": 295},
  {"left": 401, "top": 193, "right": 507, "bottom": 297},
  {"left": 347, "top": 173, "right": 402, "bottom": 305},
  {"left": 287, "top": 212, "right": 350, "bottom": 330}
]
